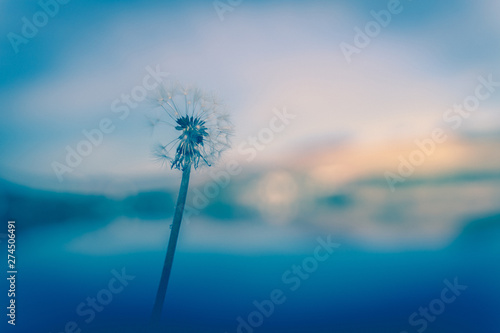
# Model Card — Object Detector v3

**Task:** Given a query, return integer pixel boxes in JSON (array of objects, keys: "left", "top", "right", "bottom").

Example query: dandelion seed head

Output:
[{"left": 148, "top": 81, "right": 233, "bottom": 170}]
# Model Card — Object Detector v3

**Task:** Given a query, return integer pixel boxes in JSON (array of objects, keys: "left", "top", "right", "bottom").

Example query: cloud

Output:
[{"left": 2, "top": 0, "right": 499, "bottom": 182}]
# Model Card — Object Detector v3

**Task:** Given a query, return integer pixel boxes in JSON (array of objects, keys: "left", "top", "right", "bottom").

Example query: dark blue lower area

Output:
[{"left": 2, "top": 217, "right": 499, "bottom": 333}]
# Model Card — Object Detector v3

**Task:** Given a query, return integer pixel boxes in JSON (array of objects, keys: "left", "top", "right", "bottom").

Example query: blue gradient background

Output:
[{"left": 1, "top": 0, "right": 500, "bottom": 332}]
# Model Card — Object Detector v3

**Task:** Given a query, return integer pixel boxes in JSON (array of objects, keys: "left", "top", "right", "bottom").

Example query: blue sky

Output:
[{"left": 1, "top": 0, "right": 499, "bottom": 186}]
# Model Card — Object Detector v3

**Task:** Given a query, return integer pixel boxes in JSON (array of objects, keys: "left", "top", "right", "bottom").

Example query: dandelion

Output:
[{"left": 148, "top": 81, "right": 233, "bottom": 327}]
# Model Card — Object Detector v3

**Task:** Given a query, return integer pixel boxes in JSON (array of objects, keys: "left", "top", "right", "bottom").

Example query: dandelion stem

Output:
[{"left": 150, "top": 164, "right": 192, "bottom": 326}]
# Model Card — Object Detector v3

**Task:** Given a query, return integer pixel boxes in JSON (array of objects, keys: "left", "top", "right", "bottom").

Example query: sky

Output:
[{"left": 1, "top": 0, "right": 499, "bottom": 187}]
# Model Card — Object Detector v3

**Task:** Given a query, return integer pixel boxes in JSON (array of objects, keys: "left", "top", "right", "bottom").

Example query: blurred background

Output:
[{"left": 1, "top": 0, "right": 499, "bottom": 332}]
